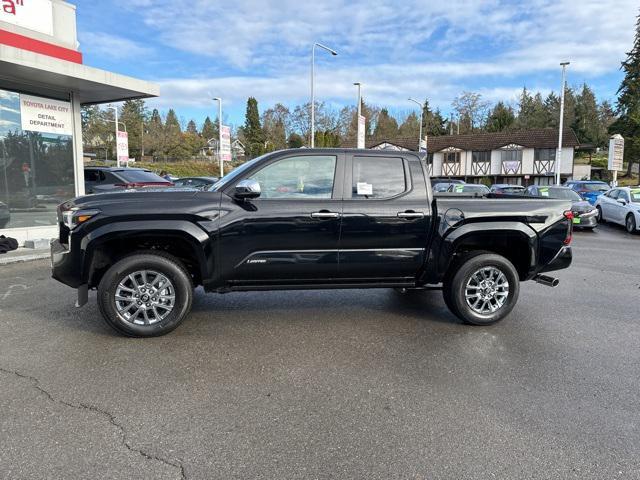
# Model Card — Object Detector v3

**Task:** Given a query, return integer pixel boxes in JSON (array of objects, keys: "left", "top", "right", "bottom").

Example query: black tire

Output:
[
  {"left": 442, "top": 253, "right": 519, "bottom": 326},
  {"left": 626, "top": 214, "right": 637, "bottom": 234},
  {"left": 596, "top": 206, "right": 604, "bottom": 223},
  {"left": 97, "top": 251, "right": 193, "bottom": 337}
]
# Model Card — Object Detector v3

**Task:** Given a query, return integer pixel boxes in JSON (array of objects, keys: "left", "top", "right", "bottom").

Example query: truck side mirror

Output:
[{"left": 234, "top": 179, "right": 261, "bottom": 200}]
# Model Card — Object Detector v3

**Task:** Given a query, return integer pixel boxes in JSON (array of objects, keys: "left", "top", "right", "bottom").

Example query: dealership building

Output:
[{"left": 0, "top": 0, "right": 159, "bottom": 244}]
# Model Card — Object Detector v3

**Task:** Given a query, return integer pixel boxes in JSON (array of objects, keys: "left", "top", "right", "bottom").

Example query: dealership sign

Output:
[
  {"left": 117, "top": 131, "right": 129, "bottom": 165},
  {"left": 20, "top": 93, "right": 72, "bottom": 136},
  {"left": 1, "top": 0, "right": 54, "bottom": 36},
  {"left": 220, "top": 125, "right": 232, "bottom": 162},
  {"left": 608, "top": 134, "right": 624, "bottom": 172}
]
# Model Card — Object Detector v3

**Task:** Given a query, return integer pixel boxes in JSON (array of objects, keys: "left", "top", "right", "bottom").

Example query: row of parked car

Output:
[
  {"left": 432, "top": 178, "right": 640, "bottom": 234},
  {"left": 83, "top": 166, "right": 218, "bottom": 194}
]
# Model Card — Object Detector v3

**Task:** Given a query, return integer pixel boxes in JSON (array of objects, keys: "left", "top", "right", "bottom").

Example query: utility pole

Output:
[
  {"left": 141, "top": 121, "right": 144, "bottom": 159},
  {"left": 556, "top": 62, "right": 570, "bottom": 186}
]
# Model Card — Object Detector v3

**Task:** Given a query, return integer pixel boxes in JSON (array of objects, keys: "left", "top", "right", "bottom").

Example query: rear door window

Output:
[{"left": 352, "top": 156, "right": 406, "bottom": 199}]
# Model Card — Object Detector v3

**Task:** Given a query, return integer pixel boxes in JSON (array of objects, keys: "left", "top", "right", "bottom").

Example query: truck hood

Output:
[{"left": 62, "top": 188, "right": 201, "bottom": 210}]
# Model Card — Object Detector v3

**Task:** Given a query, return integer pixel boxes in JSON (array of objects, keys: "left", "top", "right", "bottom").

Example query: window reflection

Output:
[{"left": 0, "top": 89, "right": 75, "bottom": 229}]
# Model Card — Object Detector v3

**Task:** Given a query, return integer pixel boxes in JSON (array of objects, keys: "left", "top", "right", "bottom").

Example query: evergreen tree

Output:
[
  {"left": 201, "top": 116, "right": 217, "bottom": 140},
  {"left": 486, "top": 102, "right": 515, "bottom": 132},
  {"left": 244, "top": 97, "right": 265, "bottom": 157},
  {"left": 147, "top": 109, "right": 165, "bottom": 157},
  {"left": 287, "top": 133, "right": 304, "bottom": 148},
  {"left": 398, "top": 112, "right": 419, "bottom": 138},
  {"left": 610, "top": 12, "right": 640, "bottom": 177},
  {"left": 420, "top": 100, "right": 447, "bottom": 137},
  {"left": 373, "top": 108, "right": 398, "bottom": 140},
  {"left": 573, "top": 84, "right": 602, "bottom": 145},
  {"left": 186, "top": 119, "right": 199, "bottom": 135},
  {"left": 120, "top": 99, "right": 147, "bottom": 159}
]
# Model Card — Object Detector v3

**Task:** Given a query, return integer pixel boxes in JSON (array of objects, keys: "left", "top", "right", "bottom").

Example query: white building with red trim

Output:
[{"left": 0, "top": 0, "right": 159, "bottom": 244}]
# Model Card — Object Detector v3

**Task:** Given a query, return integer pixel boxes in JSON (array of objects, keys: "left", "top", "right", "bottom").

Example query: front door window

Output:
[{"left": 249, "top": 155, "right": 336, "bottom": 199}]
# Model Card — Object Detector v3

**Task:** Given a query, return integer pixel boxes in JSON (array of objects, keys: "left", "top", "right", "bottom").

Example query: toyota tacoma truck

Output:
[{"left": 51, "top": 149, "right": 573, "bottom": 337}]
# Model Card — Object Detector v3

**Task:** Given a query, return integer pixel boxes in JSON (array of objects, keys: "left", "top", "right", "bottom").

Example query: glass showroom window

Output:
[{"left": 0, "top": 88, "right": 75, "bottom": 230}]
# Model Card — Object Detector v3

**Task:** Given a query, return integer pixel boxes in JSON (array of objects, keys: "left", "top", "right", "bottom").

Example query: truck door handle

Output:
[
  {"left": 397, "top": 211, "right": 424, "bottom": 219},
  {"left": 311, "top": 211, "right": 341, "bottom": 219}
]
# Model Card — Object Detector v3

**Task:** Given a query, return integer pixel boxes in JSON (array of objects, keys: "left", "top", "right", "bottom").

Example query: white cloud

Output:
[
  {"left": 79, "top": 32, "right": 154, "bottom": 60},
  {"left": 111, "top": 0, "right": 637, "bottom": 112}
]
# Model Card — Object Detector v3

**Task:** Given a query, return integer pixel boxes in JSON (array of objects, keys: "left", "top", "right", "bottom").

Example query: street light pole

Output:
[
  {"left": 354, "top": 82, "right": 362, "bottom": 147},
  {"left": 213, "top": 97, "right": 223, "bottom": 178},
  {"left": 556, "top": 62, "right": 570, "bottom": 186},
  {"left": 408, "top": 98, "right": 423, "bottom": 152},
  {"left": 310, "top": 43, "right": 338, "bottom": 148}
]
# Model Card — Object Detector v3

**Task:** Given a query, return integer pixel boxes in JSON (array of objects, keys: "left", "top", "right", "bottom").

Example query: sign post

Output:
[
  {"left": 116, "top": 131, "right": 129, "bottom": 167},
  {"left": 608, "top": 134, "right": 624, "bottom": 187}
]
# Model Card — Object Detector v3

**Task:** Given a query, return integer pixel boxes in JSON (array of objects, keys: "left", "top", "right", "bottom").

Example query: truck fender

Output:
[
  {"left": 427, "top": 221, "right": 538, "bottom": 283},
  {"left": 80, "top": 220, "right": 212, "bottom": 286}
]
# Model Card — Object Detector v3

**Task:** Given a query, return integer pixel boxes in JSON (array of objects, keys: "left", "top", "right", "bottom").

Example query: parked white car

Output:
[{"left": 595, "top": 187, "right": 640, "bottom": 233}]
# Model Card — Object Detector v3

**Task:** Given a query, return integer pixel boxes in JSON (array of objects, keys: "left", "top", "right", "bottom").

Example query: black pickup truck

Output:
[{"left": 51, "top": 149, "right": 573, "bottom": 337}]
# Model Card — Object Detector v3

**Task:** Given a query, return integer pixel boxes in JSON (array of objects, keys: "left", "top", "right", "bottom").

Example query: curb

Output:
[{"left": 0, "top": 252, "right": 50, "bottom": 265}]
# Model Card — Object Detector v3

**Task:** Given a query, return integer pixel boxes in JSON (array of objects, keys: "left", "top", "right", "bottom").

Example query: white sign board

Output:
[
  {"left": 20, "top": 94, "right": 73, "bottom": 136},
  {"left": 357, "top": 115, "right": 366, "bottom": 149},
  {"left": 608, "top": 134, "right": 624, "bottom": 171},
  {"left": 0, "top": 0, "right": 54, "bottom": 36},
  {"left": 116, "top": 131, "right": 129, "bottom": 165},
  {"left": 220, "top": 125, "right": 232, "bottom": 162}
]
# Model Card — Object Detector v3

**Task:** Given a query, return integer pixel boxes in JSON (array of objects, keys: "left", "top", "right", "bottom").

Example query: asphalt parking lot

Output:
[{"left": 1, "top": 224, "right": 639, "bottom": 480}]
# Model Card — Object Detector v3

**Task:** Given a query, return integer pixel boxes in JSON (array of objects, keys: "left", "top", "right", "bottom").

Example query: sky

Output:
[{"left": 74, "top": 0, "right": 639, "bottom": 128}]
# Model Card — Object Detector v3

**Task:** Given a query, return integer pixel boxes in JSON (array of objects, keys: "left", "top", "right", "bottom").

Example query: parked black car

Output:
[
  {"left": 172, "top": 176, "right": 219, "bottom": 190},
  {"left": 525, "top": 185, "right": 597, "bottom": 229},
  {"left": 84, "top": 167, "right": 173, "bottom": 194},
  {"left": 0, "top": 201, "right": 10, "bottom": 229},
  {"left": 53, "top": 149, "right": 573, "bottom": 337}
]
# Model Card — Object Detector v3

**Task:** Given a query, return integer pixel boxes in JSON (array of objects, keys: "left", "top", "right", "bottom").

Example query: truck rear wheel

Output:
[
  {"left": 97, "top": 251, "right": 193, "bottom": 337},
  {"left": 443, "top": 253, "right": 519, "bottom": 326}
]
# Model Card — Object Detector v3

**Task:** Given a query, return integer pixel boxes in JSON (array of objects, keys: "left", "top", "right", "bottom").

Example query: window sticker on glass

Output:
[
  {"left": 357, "top": 182, "right": 373, "bottom": 195},
  {"left": 539, "top": 187, "right": 550, "bottom": 197},
  {"left": 454, "top": 185, "right": 464, "bottom": 193}
]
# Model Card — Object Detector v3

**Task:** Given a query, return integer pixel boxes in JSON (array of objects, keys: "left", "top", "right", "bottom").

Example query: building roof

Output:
[
  {"left": 341, "top": 128, "right": 580, "bottom": 153},
  {"left": 0, "top": 43, "right": 159, "bottom": 104}
]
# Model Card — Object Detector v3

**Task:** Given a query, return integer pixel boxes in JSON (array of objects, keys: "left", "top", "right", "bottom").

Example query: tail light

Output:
[{"left": 563, "top": 210, "right": 574, "bottom": 245}]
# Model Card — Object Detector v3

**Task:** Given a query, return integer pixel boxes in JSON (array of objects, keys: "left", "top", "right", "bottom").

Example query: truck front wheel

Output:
[
  {"left": 97, "top": 251, "right": 193, "bottom": 337},
  {"left": 443, "top": 253, "right": 519, "bottom": 326}
]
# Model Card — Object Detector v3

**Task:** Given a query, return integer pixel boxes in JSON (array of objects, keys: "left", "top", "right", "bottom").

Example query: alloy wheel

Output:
[
  {"left": 114, "top": 270, "right": 175, "bottom": 325},
  {"left": 464, "top": 266, "right": 510, "bottom": 315}
]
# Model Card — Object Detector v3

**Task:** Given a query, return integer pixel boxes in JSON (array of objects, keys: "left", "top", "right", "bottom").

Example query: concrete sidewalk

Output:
[{"left": 0, "top": 247, "right": 50, "bottom": 265}]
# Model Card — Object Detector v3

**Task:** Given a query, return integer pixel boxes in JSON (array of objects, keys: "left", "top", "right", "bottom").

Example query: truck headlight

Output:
[{"left": 62, "top": 208, "right": 100, "bottom": 230}]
